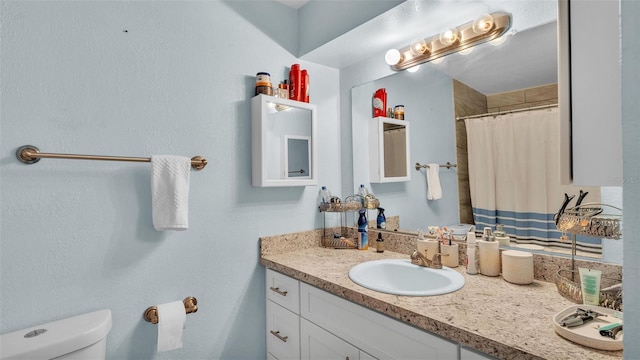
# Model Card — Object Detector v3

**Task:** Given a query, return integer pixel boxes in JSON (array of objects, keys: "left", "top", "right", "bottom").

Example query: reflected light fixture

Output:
[
  {"left": 407, "top": 64, "right": 421, "bottom": 73},
  {"left": 385, "top": 12, "right": 511, "bottom": 71}
]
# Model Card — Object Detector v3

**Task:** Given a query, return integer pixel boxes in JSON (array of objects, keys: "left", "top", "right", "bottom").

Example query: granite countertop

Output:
[{"left": 260, "top": 246, "right": 623, "bottom": 360}]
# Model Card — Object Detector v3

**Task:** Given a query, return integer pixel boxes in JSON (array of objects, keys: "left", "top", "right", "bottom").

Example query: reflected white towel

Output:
[
  {"left": 426, "top": 163, "right": 443, "bottom": 200},
  {"left": 151, "top": 155, "right": 191, "bottom": 231}
]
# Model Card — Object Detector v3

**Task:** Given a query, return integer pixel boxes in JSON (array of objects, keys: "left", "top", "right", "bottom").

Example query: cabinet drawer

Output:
[
  {"left": 300, "top": 318, "right": 360, "bottom": 360},
  {"left": 266, "top": 269, "right": 300, "bottom": 314},
  {"left": 266, "top": 301, "right": 300, "bottom": 360},
  {"left": 300, "top": 283, "right": 457, "bottom": 359}
]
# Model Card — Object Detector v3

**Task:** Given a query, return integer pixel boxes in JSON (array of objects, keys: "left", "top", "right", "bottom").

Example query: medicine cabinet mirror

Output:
[
  {"left": 251, "top": 94, "right": 317, "bottom": 187},
  {"left": 369, "top": 117, "right": 411, "bottom": 183}
]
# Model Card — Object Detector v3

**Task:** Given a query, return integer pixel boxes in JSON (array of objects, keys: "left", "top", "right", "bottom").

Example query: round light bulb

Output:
[
  {"left": 385, "top": 49, "right": 402, "bottom": 66},
  {"left": 439, "top": 29, "right": 459, "bottom": 46},
  {"left": 410, "top": 39, "right": 429, "bottom": 56},
  {"left": 406, "top": 64, "right": 420, "bottom": 73},
  {"left": 473, "top": 14, "right": 494, "bottom": 34}
]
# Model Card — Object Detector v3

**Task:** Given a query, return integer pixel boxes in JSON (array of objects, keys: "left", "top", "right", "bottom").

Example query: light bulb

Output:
[
  {"left": 439, "top": 29, "right": 459, "bottom": 46},
  {"left": 458, "top": 47, "right": 474, "bottom": 55},
  {"left": 407, "top": 65, "right": 420, "bottom": 73},
  {"left": 410, "top": 39, "right": 429, "bottom": 56},
  {"left": 473, "top": 14, "right": 494, "bottom": 34},
  {"left": 385, "top": 49, "right": 402, "bottom": 66}
]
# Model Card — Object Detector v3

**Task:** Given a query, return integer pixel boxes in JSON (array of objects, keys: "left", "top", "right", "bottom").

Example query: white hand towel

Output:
[
  {"left": 151, "top": 155, "right": 191, "bottom": 231},
  {"left": 426, "top": 163, "right": 443, "bottom": 200}
]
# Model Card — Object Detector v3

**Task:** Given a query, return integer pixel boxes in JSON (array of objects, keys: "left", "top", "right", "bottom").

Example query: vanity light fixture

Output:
[{"left": 385, "top": 12, "right": 511, "bottom": 71}]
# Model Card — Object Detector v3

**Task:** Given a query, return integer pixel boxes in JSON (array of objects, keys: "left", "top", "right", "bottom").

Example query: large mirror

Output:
[
  {"left": 349, "top": 2, "right": 621, "bottom": 263},
  {"left": 252, "top": 94, "right": 317, "bottom": 187}
]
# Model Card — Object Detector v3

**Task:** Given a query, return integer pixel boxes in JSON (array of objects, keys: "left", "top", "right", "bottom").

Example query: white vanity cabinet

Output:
[
  {"left": 265, "top": 268, "right": 460, "bottom": 360},
  {"left": 368, "top": 117, "right": 411, "bottom": 183},
  {"left": 300, "top": 318, "right": 361, "bottom": 360},
  {"left": 460, "top": 347, "right": 497, "bottom": 360},
  {"left": 266, "top": 269, "right": 301, "bottom": 360},
  {"left": 558, "top": 0, "right": 622, "bottom": 186}
]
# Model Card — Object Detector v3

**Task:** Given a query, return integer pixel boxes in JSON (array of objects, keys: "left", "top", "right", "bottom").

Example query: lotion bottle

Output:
[{"left": 466, "top": 231, "right": 478, "bottom": 275}]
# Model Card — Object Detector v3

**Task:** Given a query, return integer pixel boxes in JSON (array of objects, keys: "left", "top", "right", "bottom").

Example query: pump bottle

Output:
[{"left": 466, "top": 231, "right": 479, "bottom": 275}]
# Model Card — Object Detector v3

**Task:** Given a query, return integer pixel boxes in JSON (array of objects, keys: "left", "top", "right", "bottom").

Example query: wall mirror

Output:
[
  {"left": 367, "top": 117, "right": 411, "bottom": 183},
  {"left": 252, "top": 94, "right": 317, "bottom": 187},
  {"left": 285, "top": 136, "right": 311, "bottom": 178},
  {"left": 349, "top": 1, "right": 621, "bottom": 263}
]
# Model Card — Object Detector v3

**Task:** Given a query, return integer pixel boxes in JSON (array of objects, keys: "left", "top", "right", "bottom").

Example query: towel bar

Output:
[
  {"left": 144, "top": 296, "right": 198, "bottom": 324},
  {"left": 415, "top": 162, "right": 457, "bottom": 171},
  {"left": 16, "top": 145, "right": 207, "bottom": 170}
]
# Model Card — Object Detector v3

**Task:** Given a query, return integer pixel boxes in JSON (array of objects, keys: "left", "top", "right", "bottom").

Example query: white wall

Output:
[{"left": 0, "top": 1, "right": 340, "bottom": 359}]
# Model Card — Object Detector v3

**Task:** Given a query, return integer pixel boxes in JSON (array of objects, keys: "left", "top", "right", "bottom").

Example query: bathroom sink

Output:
[{"left": 348, "top": 259, "right": 465, "bottom": 296}]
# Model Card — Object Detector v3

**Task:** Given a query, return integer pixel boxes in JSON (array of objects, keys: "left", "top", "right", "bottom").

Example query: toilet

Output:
[{"left": 0, "top": 309, "right": 112, "bottom": 360}]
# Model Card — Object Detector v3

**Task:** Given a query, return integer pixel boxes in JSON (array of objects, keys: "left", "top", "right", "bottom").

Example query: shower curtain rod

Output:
[{"left": 455, "top": 103, "right": 558, "bottom": 121}]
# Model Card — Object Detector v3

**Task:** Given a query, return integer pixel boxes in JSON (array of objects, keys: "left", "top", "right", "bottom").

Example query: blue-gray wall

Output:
[
  {"left": 622, "top": 0, "right": 640, "bottom": 357},
  {"left": 0, "top": 2, "right": 340, "bottom": 359}
]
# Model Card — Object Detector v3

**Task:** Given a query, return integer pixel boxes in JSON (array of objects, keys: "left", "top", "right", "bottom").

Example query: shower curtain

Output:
[{"left": 465, "top": 107, "right": 601, "bottom": 249}]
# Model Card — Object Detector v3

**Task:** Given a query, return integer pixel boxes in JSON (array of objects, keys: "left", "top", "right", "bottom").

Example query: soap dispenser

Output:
[{"left": 357, "top": 209, "right": 369, "bottom": 250}]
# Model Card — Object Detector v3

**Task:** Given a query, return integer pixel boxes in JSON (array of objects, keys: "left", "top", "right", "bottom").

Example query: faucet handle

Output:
[{"left": 431, "top": 252, "right": 449, "bottom": 265}]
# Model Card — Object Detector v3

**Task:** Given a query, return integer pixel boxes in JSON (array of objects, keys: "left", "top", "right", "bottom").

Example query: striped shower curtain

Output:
[{"left": 465, "top": 107, "right": 601, "bottom": 250}]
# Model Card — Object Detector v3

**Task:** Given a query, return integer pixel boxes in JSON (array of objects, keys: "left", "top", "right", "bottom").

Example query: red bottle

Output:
[
  {"left": 373, "top": 88, "right": 387, "bottom": 117},
  {"left": 289, "top": 64, "right": 302, "bottom": 101},
  {"left": 301, "top": 70, "right": 309, "bottom": 103}
]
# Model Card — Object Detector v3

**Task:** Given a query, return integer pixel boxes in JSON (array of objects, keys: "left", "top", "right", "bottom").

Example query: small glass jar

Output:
[
  {"left": 394, "top": 105, "right": 405, "bottom": 120},
  {"left": 255, "top": 72, "right": 273, "bottom": 96}
]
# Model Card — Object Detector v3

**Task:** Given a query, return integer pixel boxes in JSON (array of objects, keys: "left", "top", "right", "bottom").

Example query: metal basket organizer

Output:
[
  {"left": 556, "top": 203, "right": 622, "bottom": 239},
  {"left": 555, "top": 269, "right": 622, "bottom": 311}
]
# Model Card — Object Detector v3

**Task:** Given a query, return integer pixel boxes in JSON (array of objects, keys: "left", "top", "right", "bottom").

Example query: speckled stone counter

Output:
[{"left": 260, "top": 239, "right": 623, "bottom": 360}]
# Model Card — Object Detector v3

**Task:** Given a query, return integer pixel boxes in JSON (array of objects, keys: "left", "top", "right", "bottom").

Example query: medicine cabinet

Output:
[
  {"left": 369, "top": 117, "right": 411, "bottom": 183},
  {"left": 558, "top": 0, "right": 622, "bottom": 186},
  {"left": 251, "top": 94, "right": 317, "bottom": 187}
]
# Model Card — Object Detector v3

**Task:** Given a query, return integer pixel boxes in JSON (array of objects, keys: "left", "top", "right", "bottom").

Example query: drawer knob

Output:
[
  {"left": 269, "top": 286, "right": 288, "bottom": 296},
  {"left": 270, "top": 330, "right": 289, "bottom": 342}
]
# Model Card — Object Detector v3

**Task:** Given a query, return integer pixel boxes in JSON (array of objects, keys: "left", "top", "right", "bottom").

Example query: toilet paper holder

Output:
[{"left": 144, "top": 296, "right": 198, "bottom": 324}]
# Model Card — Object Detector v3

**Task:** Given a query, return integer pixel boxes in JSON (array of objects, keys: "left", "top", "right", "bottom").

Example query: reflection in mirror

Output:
[
  {"left": 265, "top": 102, "right": 312, "bottom": 181},
  {"left": 285, "top": 136, "right": 311, "bottom": 178},
  {"left": 350, "top": 18, "right": 619, "bottom": 264},
  {"left": 383, "top": 123, "right": 408, "bottom": 178}
]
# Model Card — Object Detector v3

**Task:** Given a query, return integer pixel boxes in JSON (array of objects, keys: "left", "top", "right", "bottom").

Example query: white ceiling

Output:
[
  {"left": 275, "top": 0, "right": 559, "bottom": 95},
  {"left": 273, "top": 0, "right": 309, "bottom": 10}
]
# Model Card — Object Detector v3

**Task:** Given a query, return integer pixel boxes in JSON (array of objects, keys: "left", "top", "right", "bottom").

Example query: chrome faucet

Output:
[{"left": 411, "top": 250, "right": 449, "bottom": 269}]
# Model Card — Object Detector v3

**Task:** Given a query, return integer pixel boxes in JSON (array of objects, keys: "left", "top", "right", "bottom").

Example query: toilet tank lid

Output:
[{"left": 0, "top": 309, "right": 112, "bottom": 360}]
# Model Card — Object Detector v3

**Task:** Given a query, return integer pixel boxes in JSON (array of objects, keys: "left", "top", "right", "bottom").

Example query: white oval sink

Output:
[{"left": 348, "top": 259, "right": 465, "bottom": 296}]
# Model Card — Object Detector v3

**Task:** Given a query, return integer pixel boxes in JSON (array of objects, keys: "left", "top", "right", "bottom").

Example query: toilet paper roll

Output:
[{"left": 156, "top": 300, "right": 186, "bottom": 352}]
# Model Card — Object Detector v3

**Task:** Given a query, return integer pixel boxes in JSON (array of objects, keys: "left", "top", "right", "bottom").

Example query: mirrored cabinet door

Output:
[
  {"left": 369, "top": 117, "right": 411, "bottom": 183},
  {"left": 251, "top": 94, "right": 317, "bottom": 187}
]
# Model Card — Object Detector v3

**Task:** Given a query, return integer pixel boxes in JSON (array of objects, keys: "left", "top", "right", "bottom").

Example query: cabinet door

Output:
[
  {"left": 301, "top": 318, "right": 360, "bottom": 360},
  {"left": 460, "top": 347, "right": 496, "bottom": 360},
  {"left": 266, "top": 268, "right": 300, "bottom": 314},
  {"left": 559, "top": 0, "right": 622, "bottom": 185},
  {"left": 300, "top": 283, "right": 458, "bottom": 359},
  {"left": 266, "top": 301, "right": 300, "bottom": 360},
  {"left": 368, "top": 117, "right": 411, "bottom": 183}
]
